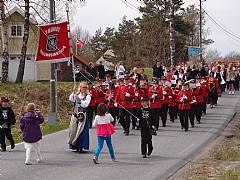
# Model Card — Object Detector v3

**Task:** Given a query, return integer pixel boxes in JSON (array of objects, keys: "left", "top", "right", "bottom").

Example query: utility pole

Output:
[
  {"left": 199, "top": 0, "right": 205, "bottom": 61},
  {"left": 169, "top": 0, "right": 175, "bottom": 66},
  {"left": 49, "top": 0, "right": 57, "bottom": 124}
]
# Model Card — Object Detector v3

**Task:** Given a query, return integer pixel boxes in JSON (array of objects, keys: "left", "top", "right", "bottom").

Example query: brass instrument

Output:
[
  {"left": 108, "top": 90, "right": 112, "bottom": 106},
  {"left": 182, "top": 90, "right": 186, "bottom": 109},
  {"left": 189, "top": 87, "right": 197, "bottom": 105},
  {"left": 161, "top": 85, "right": 168, "bottom": 100},
  {"left": 152, "top": 85, "right": 159, "bottom": 104}
]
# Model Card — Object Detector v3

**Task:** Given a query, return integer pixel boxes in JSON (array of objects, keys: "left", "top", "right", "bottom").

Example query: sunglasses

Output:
[{"left": 82, "top": 86, "right": 87, "bottom": 88}]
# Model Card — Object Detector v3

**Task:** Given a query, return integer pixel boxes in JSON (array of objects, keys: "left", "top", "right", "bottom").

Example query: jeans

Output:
[{"left": 94, "top": 136, "right": 115, "bottom": 159}]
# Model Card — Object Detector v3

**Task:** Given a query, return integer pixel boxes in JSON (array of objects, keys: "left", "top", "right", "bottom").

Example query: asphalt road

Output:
[{"left": 1, "top": 91, "right": 239, "bottom": 180}]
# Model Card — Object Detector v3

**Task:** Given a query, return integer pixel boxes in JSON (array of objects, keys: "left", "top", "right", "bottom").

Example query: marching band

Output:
[{"left": 83, "top": 63, "right": 236, "bottom": 134}]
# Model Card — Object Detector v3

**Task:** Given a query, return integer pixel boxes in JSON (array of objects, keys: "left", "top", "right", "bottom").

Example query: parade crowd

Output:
[{"left": 68, "top": 60, "right": 240, "bottom": 162}]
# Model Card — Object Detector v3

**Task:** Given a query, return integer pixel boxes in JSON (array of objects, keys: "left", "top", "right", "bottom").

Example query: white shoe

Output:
[
  {"left": 229, "top": 91, "right": 231, "bottom": 95},
  {"left": 37, "top": 158, "right": 44, "bottom": 163},
  {"left": 25, "top": 161, "right": 32, "bottom": 165},
  {"left": 232, "top": 91, "right": 234, "bottom": 95}
]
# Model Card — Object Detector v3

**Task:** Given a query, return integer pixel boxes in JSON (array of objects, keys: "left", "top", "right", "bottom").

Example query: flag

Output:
[
  {"left": 36, "top": 22, "right": 70, "bottom": 63},
  {"left": 188, "top": 46, "right": 203, "bottom": 56},
  {"left": 76, "top": 38, "right": 84, "bottom": 48}
]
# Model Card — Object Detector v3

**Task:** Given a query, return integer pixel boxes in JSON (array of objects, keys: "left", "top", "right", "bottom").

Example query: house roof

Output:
[
  {"left": 72, "top": 54, "right": 98, "bottom": 67},
  {"left": 96, "top": 56, "right": 114, "bottom": 70},
  {"left": 6, "top": 7, "right": 38, "bottom": 25}
]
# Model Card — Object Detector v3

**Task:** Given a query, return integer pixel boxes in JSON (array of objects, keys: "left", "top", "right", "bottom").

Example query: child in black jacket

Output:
[{"left": 136, "top": 97, "right": 156, "bottom": 158}]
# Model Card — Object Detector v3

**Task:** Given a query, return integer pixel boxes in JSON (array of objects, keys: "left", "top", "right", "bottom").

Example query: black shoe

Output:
[
  {"left": 198, "top": 121, "right": 201, "bottom": 124},
  {"left": 185, "top": 128, "right": 188, "bottom": 131},
  {"left": 11, "top": 141, "right": 15, "bottom": 149},
  {"left": 181, "top": 126, "right": 183, "bottom": 130},
  {"left": 147, "top": 147, "right": 153, "bottom": 156},
  {"left": 1, "top": 149, "right": 6, "bottom": 152},
  {"left": 125, "top": 132, "right": 129, "bottom": 136},
  {"left": 123, "top": 131, "right": 126, "bottom": 134},
  {"left": 136, "top": 126, "right": 140, "bottom": 130},
  {"left": 162, "top": 124, "right": 166, "bottom": 127},
  {"left": 191, "top": 125, "right": 194, "bottom": 128},
  {"left": 142, "top": 154, "right": 147, "bottom": 158},
  {"left": 132, "top": 126, "right": 135, "bottom": 130}
]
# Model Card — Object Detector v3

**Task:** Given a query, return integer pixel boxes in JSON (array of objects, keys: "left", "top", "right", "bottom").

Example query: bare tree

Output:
[
  {"left": 15, "top": 0, "right": 30, "bottom": 83},
  {"left": 0, "top": 1, "right": 9, "bottom": 83}
]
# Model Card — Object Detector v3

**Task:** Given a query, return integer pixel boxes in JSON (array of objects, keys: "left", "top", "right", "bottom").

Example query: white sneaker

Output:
[
  {"left": 232, "top": 91, "right": 234, "bottom": 95},
  {"left": 37, "top": 158, "right": 44, "bottom": 163},
  {"left": 229, "top": 91, "right": 231, "bottom": 95},
  {"left": 25, "top": 161, "right": 32, "bottom": 165}
]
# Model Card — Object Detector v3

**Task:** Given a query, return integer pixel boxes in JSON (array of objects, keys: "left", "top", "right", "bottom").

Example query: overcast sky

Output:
[{"left": 73, "top": 0, "right": 240, "bottom": 57}]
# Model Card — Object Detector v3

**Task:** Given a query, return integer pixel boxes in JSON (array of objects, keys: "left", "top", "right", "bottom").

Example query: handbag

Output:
[{"left": 0, "top": 122, "right": 8, "bottom": 130}]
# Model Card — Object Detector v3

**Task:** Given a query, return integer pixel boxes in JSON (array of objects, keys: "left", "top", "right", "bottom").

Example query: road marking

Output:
[{"left": 178, "top": 143, "right": 195, "bottom": 155}]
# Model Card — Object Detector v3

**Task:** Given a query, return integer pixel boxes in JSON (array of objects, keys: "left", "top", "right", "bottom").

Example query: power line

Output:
[
  {"left": 121, "top": 0, "right": 139, "bottom": 13},
  {"left": 203, "top": 9, "right": 240, "bottom": 42},
  {"left": 207, "top": 20, "right": 240, "bottom": 48},
  {"left": 203, "top": 5, "right": 240, "bottom": 40}
]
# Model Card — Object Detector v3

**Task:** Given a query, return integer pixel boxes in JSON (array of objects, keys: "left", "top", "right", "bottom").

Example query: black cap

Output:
[
  {"left": 1, "top": 97, "right": 9, "bottom": 102},
  {"left": 140, "top": 96, "right": 149, "bottom": 102},
  {"left": 124, "top": 76, "right": 130, "bottom": 80},
  {"left": 105, "top": 74, "right": 111, "bottom": 77}
]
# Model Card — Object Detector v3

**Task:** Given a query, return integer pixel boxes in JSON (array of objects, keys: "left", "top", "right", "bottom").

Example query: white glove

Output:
[
  {"left": 163, "top": 91, "right": 167, "bottom": 95},
  {"left": 108, "top": 97, "right": 110, "bottom": 100},
  {"left": 180, "top": 98, "right": 183, "bottom": 102},
  {"left": 125, "top": 93, "right": 130, "bottom": 97},
  {"left": 135, "top": 93, "right": 139, "bottom": 97},
  {"left": 129, "top": 83, "right": 132, "bottom": 86},
  {"left": 152, "top": 95, "right": 155, "bottom": 98},
  {"left": 114, "top": 103, "right": 118, "bottom": 107},
  {"left": 183, "top": 95, "right": 187, "bottom": 100}
]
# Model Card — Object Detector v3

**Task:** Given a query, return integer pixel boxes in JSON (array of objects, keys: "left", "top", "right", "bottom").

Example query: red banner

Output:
[{"left": 36, "top": 22, "right": 70, "bottom": 63}]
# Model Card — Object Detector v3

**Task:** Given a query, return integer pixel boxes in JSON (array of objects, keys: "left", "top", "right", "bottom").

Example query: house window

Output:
[
  {"left": 55, "top": 63, "right": 61, "bottom": 71},
  {"left": 11, "top": 25, "right": 22, "bottom": 37}
]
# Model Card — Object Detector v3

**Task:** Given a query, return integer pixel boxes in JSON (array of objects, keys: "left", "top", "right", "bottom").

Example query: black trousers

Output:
[
  {"left": 178, "top": 110, "right": 189, "bottom": 130},
  {"left": 131, "top": 108, "right": 139, "bottom": 128},
  {"left": 189, "top": 105, "right": 196, "bottom": 126},
  {"left": 161, "top": 104, "right": 168, "bottom": 126},
  {"left": 196, "top": 102, "right": 203, "bottom": 122},
  {"left": 203, "top": 97, "right": 207, "bottom": 113},
  {"left": 119, "top": 108, "right": 131, "bottom": 133},
  {"left": 109, "top": 107, "right": 117, "bottom": 126},
  {"left": 87, "top": 106, "right": 95, "bottom": 128},
  {"left": 0, "top": 128, "right": 14, "bottom": 149},
  {"left": 168, "top": 106, "right": 175, "bottom": 122},
  {"left": 152, "top": 108, "right": 161, "bottom": 130},
  {"left": 141, "top": 127, "right": 153, "bottom": 155}
]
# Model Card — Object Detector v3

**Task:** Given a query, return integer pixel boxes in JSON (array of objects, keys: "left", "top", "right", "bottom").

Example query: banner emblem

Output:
[{"left": 46, "top": 34, "right": 58, "bottom": 51}]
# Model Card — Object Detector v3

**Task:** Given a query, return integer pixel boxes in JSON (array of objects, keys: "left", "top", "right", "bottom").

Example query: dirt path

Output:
[{"left": 168, "top": 102, "right": 240, "bottom": 180}]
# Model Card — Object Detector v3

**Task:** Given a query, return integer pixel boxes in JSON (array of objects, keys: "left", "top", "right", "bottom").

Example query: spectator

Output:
[
  {"left": 152, "top": 61, "right": 164, "bottom": 78},
  {"left": 98, "top": 61, "right": 105, "bottom": 79}
]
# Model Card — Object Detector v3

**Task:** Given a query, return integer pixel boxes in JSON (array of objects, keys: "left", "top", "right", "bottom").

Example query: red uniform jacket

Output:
[
  {"left": 95, "top": 85, "right": 106, "bottom": 104},
  {"left": 148, "top": 86, "right": 163, "bottom": 109},
  {"left": 115, "top": 85, "right": 134, "bottom": 109},
  {"left": 201, "top": 83, "right": 209, "bottom": 98},
  {"left": 161, "top": 86, "right": 173, "bottom": 105},
  {"left": 177, "top": 90, "right": 192, "bottom": 110},
  {"left": 191, "top": 88, "right": 199, "bottom": 106},
  {"left": 132, "top": 87, "right": 141, "bottom": 109},
  {"left": 196, "top": 86, "right": 204, "bottom": 103},
  {"left": 105, "top": 88, "right": 118, "bottom": 108},
  {"left": 88, "top": 87, "right": 97, "bottom": 107},
  {"left": 168, "top": 88, "right": 177, "bottom": 107}
]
